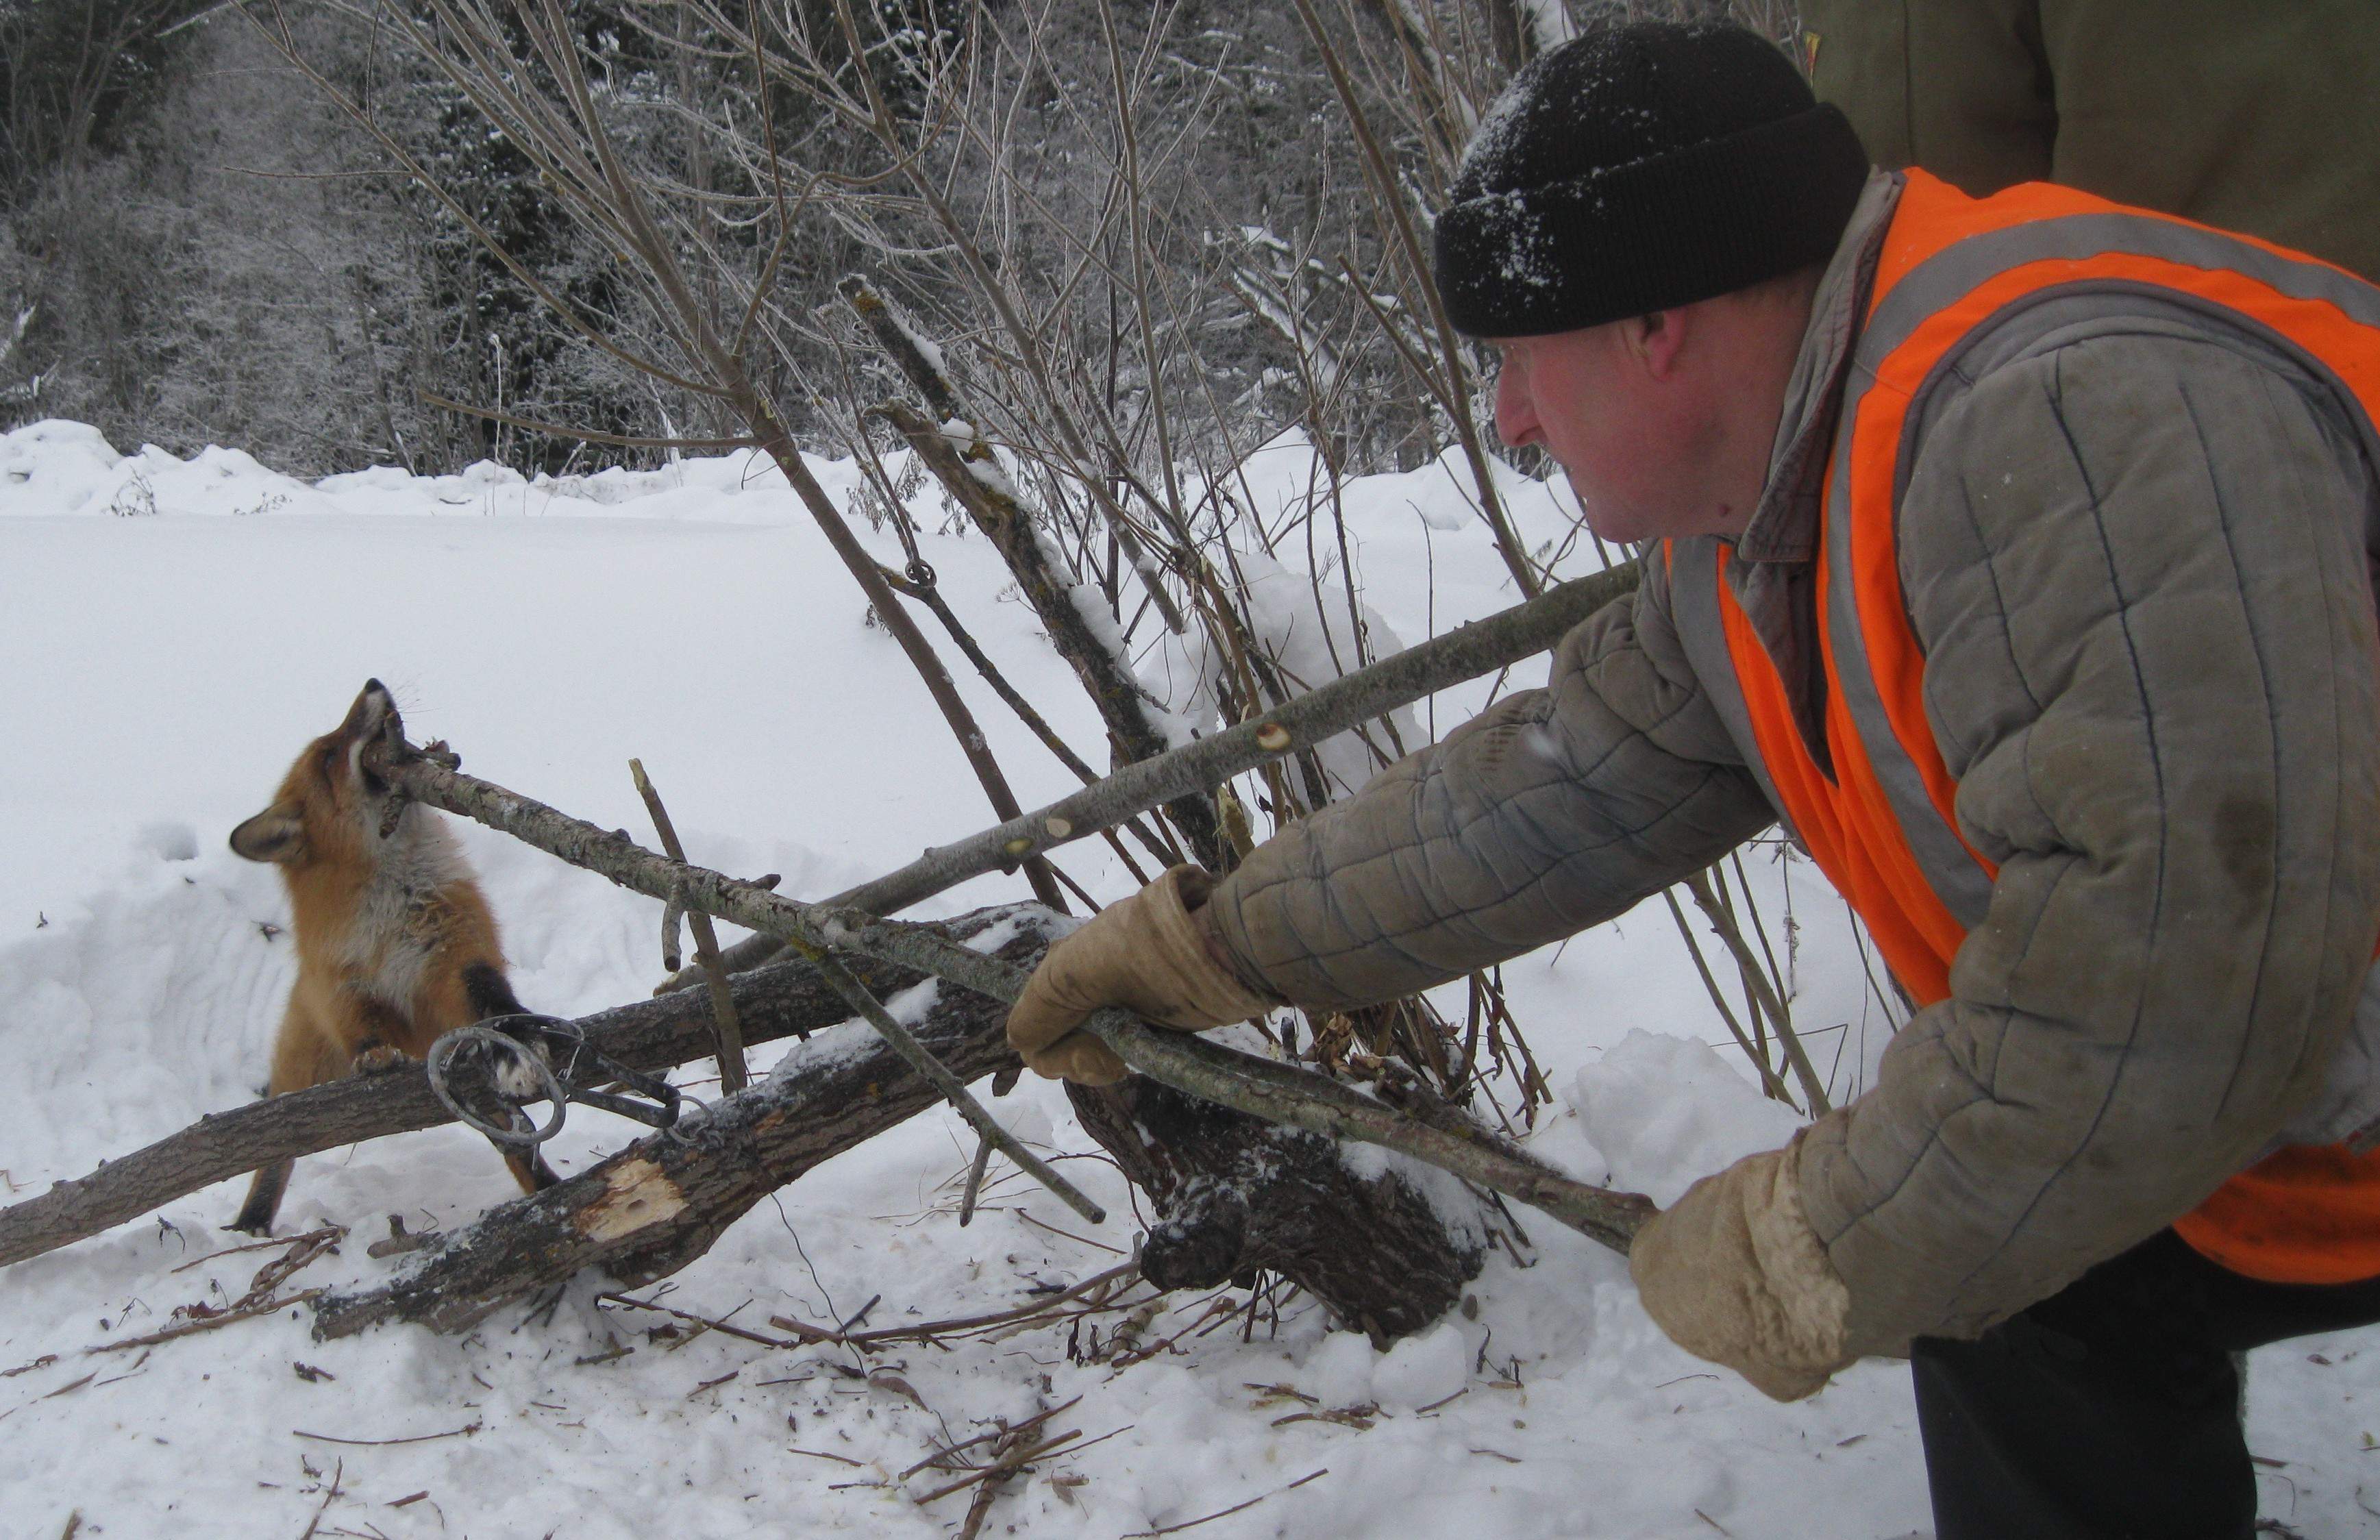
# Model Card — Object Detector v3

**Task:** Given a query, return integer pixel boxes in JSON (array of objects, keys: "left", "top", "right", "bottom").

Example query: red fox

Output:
[{"left": 226, "top": 680, "right": 557, "bottom": 1234}]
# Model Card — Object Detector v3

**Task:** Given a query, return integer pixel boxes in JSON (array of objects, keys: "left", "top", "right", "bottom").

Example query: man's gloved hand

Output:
[
  {"left": 1006, "top": 866, "right": 1278, "bottom": 1085},
  {"left": 1628, "top": 1140, "right": 1859, "bottom": 1402}
]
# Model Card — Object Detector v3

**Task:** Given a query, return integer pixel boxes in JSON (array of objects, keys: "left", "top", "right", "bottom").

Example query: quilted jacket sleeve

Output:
[
  {"left": 1202, "top": 552, "right": 1778, "bottom": 1011},
  {"left": 1797, "top": 330, "right": 2380, "bottom": 1351}
]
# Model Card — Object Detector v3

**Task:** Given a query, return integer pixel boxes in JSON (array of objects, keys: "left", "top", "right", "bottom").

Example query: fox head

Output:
[{"left": 230, "top": 680, "right": 410, "bottom": 870}]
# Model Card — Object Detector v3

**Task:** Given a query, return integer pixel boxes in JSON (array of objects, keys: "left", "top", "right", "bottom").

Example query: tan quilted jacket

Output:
[{"left": 1202, "top": 173, "right": 2380, "bottom": 1349}]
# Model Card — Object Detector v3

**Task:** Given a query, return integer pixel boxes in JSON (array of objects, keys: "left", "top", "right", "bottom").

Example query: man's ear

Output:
[
  {"left": 1624, "top": 307, "right": 1693, "bottom": 380},
  {"left": 230, "top": 806, "right": 306, "bottom": 865}
]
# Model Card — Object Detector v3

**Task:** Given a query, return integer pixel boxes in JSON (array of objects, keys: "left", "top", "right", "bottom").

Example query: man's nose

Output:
[{"left": 1493, "top": 367, "right": 1537, "bottom": 449}]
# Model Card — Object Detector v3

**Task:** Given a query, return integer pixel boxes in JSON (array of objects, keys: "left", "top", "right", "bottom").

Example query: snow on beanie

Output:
[{"left": 1433, "top": 20, "right": 1869, "bottom": 338}]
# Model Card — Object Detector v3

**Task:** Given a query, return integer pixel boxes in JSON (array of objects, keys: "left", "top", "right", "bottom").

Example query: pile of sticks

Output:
[{"left": 0, "top": 568, "right": 1653, "bottom": 1344}]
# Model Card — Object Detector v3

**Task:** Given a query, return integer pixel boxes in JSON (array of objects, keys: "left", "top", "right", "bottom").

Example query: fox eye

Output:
[{"left": 360, "top": 766, "right": 390, "bottom": 797}]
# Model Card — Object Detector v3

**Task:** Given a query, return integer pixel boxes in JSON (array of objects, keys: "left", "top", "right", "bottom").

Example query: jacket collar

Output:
[{"left": 1732, "top": 171, "right": 1904, "bottom": 566}]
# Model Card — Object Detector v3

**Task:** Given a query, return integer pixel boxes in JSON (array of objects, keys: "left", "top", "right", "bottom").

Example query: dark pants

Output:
[{"left": 1911, "top": 1230, "right": 2380, "bottom": 1539}]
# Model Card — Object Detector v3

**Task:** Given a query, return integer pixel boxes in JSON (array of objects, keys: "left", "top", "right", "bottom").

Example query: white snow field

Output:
[{"left": 3, "top": 417, "right": 2375, "bottom": 1538}]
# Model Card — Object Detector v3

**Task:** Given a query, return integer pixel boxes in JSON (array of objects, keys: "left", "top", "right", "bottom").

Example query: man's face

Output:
[{"left": 1489, "top": 321, "right": 1744, "bottom": 547}]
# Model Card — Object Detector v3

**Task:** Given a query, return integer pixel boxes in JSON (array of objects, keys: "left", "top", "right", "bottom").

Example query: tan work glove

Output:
[
  {"left": 1628, "top": 1141, "right": 1857, "bottom": 1402},
  {"left": 1006, "top": 866, "right": 1277, "bottom": 1085}
]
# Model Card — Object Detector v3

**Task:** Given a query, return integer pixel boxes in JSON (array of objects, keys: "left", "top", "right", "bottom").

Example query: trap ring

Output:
[{"left": 425, "top": 1023, "right": 570, "bottom": 1147}]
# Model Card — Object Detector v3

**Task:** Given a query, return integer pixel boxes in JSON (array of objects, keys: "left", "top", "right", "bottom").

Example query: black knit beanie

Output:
[{"left": 1433, "top": 21, "right": 1869, "bottom": 338}]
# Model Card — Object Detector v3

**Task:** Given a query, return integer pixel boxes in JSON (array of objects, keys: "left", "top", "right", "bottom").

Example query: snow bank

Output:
[{"left": 0, "top": 419, "right": 870, "bottom": 525}]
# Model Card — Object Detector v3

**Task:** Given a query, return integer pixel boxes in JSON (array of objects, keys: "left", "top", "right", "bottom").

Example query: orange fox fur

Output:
[{"left": 227, "top": 680, "right": 554, "bottom": 1234}]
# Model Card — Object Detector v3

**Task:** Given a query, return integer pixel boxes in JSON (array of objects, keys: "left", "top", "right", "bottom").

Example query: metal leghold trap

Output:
[{"left": 425, "top": 1014, "right": 697, "bottom": 1148}]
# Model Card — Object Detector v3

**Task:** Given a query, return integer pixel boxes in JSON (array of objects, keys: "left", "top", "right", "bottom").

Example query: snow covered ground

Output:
[{"left": 2, "top": 418, "right": 2374, "bottom": 1538}]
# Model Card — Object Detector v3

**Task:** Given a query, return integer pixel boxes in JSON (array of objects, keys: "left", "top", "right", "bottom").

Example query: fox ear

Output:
[{"left": 230, "top": 806, "right": 305, "bottom": 865}]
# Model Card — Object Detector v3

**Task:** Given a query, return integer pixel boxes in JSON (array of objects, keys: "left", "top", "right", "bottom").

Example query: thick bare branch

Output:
[{"left": 310, "top": 920, "right": 1046, "bottom": 1338}]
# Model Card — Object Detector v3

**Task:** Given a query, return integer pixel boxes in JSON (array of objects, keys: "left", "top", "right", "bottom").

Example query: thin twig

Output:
[
  {"left": 900, "top": 1395, "right": 1084, "bottom": 1478},
  {"left": 912, "top": 1427, "right": 1082, "bottom": 1504},
  {"left": 296, "top": 1456, "right": 343, "bottom": 1540},
  {"left": 630, "top": 760, "right": 749, "bottom": 1093},
  {"left": 169, "top": 1225, "right": 343, "bottom": 1276},
  {"left": 1662, "top": 889, "right": 1795, "bottom": 1108},
  {"left": 793, "top": 944, "right": 1106, "bottom": 1225},
  {"left": 1121, "top": 1468, "right": 1330, "bottom": 1537},
  {"left": 88, "top": 1290, "right": 323, "bottom": 1353},
  {"left": 1015, "top": 1210, "right": 1126, "bottom": 1255},
  {"left": 957, "top": 1134, "right": 995, "bottom": 1226},
  {"left": 1683, "top": 870, "right": 1830, "bottom": 1114},
  {"left": 596, "top": 1292, "right": 800, "bottom": 1350},
  {"left": 292, "top": 1423, "right": 480, "bottom": 1448},
  {"left": 772, "top": 1260, "right": 1143, "bottom": 1349}
]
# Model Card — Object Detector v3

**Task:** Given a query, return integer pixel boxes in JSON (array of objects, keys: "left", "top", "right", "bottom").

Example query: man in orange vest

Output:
[{"left": 1005, "top": 20, "right": 2380, "bottom": 1538}]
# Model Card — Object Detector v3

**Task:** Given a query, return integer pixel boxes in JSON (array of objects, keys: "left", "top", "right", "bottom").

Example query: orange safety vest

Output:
[{"left": 1668, "top": 169, "right": 2380, "bottom": 1286}]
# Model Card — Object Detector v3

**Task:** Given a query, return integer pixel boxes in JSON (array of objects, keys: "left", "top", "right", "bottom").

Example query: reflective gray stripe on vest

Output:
[
  {"left": 1818, "top": 208, "right": 2380, "bottom": 934},
  {"left": 1865, "top": 212, "right": 2380, "bottom": 373},
  {"left": 1869, "top": 212, "right": 2380, "bottom": 507},
  {"left": 1663, "top": 536, "right": 1798, "bottom": 845},
  {"left": 1817, "top": 427, "right": 1998, "bottom": 930}
]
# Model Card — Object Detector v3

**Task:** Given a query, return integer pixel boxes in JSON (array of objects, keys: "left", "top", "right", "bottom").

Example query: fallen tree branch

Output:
[
  {"left": 668, "top": 559, "right": 1640, "bottom": 984},
  {"left": 307, "top": 902, "right": 1509, "bottom": 1341},
  {"left": 308, "top": 920, "right": 1047, "bottom": 1338},
  {"left": 0, "top": 937, "right": 947, "bottom": 1269}
]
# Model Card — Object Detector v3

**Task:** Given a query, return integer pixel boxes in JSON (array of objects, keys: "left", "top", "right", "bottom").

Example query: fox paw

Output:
[
  {"left": 354, "top": 1043, "right": 410, "bottom": 1074},
  {"left": 491, "top": 1040, "right": 553, "bottom": 1102}
]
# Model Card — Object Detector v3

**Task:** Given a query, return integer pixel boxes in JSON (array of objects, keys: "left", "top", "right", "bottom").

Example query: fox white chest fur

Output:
[{"left": 333, "top": 807, "right": 472, "bottom": 1014}]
